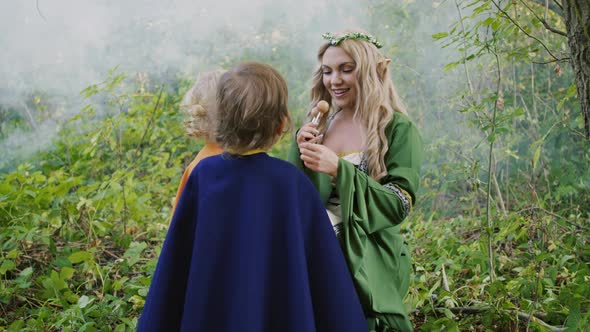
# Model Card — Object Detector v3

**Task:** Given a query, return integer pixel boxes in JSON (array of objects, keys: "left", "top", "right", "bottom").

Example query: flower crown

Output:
[{"left": 322, "top": 32, "right": 383, "bottom": 49}]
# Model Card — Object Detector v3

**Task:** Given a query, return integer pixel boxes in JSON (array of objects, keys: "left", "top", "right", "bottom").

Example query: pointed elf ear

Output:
[{"left": 377, "top": 58, "right": 391, "bottom": 81}]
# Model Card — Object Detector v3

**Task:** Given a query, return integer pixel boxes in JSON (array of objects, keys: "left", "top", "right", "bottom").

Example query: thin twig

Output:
[
  {"left": 531, "top": 57, "right": 570, "bottom": 64},
  {"left": 516, "top": 206, "right": 590, "bottom": 231},
  {"left": 483, "top": 31, "right": 502, "bottom": 283},
  {"left": 518, "top": 0, "right": 567, "bottom": 36},
  {"left": 134, "top": 86, "right": 165, "bottom": 159},
  {"left": 491, "top": 0, "right": 561, "bottom": 61},
  {"left": 36, "top": 0, "right": 47, "bottom": 21},
  {"left": 553, "top": 0, "right": 563, "bottom": 10},
  {"left": 455, "top": 0, "right": 475, "bottom": 95},
  {"left": 433, "top": 306, "right": 567, "bottom": 332},
  {"left": 103, "top": 249, "right": 122, "bottom": 260}
]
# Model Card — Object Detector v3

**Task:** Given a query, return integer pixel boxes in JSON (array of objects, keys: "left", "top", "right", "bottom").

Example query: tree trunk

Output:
[{"left": 563, "top": 0, "right": 590, "bottom": 140}]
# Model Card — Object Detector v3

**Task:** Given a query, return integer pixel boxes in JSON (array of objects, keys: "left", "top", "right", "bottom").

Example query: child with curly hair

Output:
[{"left": 139, "top": 62, "right": 367, "bottom": 332}]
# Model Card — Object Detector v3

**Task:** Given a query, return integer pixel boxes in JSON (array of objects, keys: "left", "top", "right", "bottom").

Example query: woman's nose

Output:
[{"left": 331, "top": 72, "right": 343, "bottom": 85}]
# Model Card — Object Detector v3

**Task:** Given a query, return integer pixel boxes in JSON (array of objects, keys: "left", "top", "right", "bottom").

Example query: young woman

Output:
[{"left": 289, "top": 30, "right": 424, "bottom": 332}]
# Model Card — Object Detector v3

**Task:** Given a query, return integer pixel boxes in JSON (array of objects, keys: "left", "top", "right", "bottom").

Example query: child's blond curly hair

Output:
[{"left": 180, "top": 69, "right": 225, "bottom": 141}]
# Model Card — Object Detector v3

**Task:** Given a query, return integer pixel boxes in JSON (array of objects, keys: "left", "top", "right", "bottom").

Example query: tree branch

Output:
[
  {"left": 36, "top": 0, "right": 47, "bottom": 21},
  {"left": 527, "top": 0, "right": 564, "bottom": 15},
  {"left": 491, "top": 0, "right": 562, "bottom": 61},
  {"left": 519, "top": 0, "right": 567, "bottom": 36},
  {"left": 516, "top": 205, "right": 590, "bottom": 231},
  {"left": 531, "top": 57, "right": 570, "bottom": 64},
  {"left": 437, "top": 306, "right": 568, "bottom": 332},
  {"left": 553, "top": 0, "right": 563, "bottom": 10},
  {"left": 134, "top": 86, "right": 165, "bottom": 159}
]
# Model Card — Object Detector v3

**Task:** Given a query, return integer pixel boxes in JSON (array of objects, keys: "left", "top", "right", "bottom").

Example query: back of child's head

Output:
[
  {"left": 180, "top": 69, "right": 225, "bottom": 141},
  {"left": 216, "top": 61, "right": 291, "bottom": 154}
]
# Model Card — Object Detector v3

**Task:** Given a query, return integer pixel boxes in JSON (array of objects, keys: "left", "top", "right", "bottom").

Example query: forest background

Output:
[{"left": 1, "top": 0, "right": 589, "bottom": 331}]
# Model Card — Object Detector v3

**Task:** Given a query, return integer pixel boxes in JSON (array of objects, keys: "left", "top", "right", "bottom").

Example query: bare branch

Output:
[
  {"left": 516, "top": 205, "right": 590, "bottom": 231},
  {"left": 36, "top": 0, "right": 47, "bottom": 21},
  {"left": 531, "top": 57, "right": 570, "bottom": 64},
  {"left": 519, "top": 0, "right": 567, "bottom": 36},
  {"left": 491, "top": 0, "right": 561, "bottom": 61},
  {"left": 553, "top": 0, "right": 563, "bottom": 10},
  {"left": 412, "top": 304, "right": 566, "bottom": 331},
  {"left": 527, "top": 0, "right": 564, "bottom": 15},
  {"left": 435, "top": 306, "right": 568, "bottom": 332}
]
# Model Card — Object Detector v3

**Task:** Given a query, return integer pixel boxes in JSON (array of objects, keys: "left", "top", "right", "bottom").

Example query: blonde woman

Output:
[{"left": 289, "top": 31, "right": 424, "bottom": 332}]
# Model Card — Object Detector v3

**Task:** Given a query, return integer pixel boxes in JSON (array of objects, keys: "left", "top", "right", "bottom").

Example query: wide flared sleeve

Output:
[
  {"left": 335, "top": 113, "right": 423, "bottom": 234},
  {"left": 287, "top": 138, "right": 334, "bottom": 203}
]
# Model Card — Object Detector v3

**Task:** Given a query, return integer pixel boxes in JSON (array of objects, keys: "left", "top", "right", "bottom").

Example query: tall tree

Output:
[
  {"left": 528, "top": 0, "right": 590, "bottom": 139},
  {"left": 563, "top": 0, "right": 590, "bottom": 140}
]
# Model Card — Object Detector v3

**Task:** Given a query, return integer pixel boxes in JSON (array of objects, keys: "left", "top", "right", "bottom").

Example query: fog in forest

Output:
[{"left": 0, "top": 0, "right": 460, "bottom": 165}]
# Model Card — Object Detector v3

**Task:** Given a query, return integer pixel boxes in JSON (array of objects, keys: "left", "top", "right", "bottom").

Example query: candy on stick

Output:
[{"left": 311, "top": 100, "right": 329, "bottom": 125}]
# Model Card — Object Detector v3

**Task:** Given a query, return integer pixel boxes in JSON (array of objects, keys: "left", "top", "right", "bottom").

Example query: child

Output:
[
  {"left": 138, "top": 62, "right": 367, "bottom": 332},
  {"left": 171, "top": 69, "right": 225, "bottom": 217}
]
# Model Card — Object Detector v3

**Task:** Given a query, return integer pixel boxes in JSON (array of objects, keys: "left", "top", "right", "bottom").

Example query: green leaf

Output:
[
  {"left": 6, "top": 249, "right": 20, "bottom": 259},
  {"left": 8, "top": 320, "right": 24, "bottom": 332},
  {"left": 18, "top": 266, "right": 33, "bottom": 278},
  {"left": 68, "top": 251, "right": 94, "bottom": 264},
  {"left": 532, "top": 146, "right": 541, "bottom": 171},
  {"left": 124, "top": 241, "right": 147, "bottom": 267},
  {"left": 441, "top": 307, "right": 455, "bottom": 319},
  {"left": 78, "top": 295, "right": 94, "bottom": 309},
  {"left": 60, "top": 266, "right": 76, "bottom": 280},
  {"left": 50, "top": 270, "right": 67, "bottom": 290},
  {"left": 565, "top": 306, "right": 581, "bottom": 329},
  {"left": 443, "top": 61, "right": 460, "bottom": 71},
  {"left": 0, "top": 260, "right": 16, "bottom": 275},
  {"left": 432, "top": 32, "right": 449, "bottom": 40}
]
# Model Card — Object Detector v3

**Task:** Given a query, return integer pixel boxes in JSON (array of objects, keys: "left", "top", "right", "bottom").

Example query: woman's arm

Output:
[{"left": 335, "top": 114, "right": 423, "bottom": 234}]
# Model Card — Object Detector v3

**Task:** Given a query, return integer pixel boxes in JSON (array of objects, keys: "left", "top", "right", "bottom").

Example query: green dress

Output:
[{"left": 288, "top": 112, "right": 423, "bottom": 332}]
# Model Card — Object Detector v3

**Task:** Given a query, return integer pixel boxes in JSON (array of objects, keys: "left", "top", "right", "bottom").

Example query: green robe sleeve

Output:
[
  {"left": 335, "top": 112, "right": 423, "bottom": 234},
  {"left": 287, "top": 113, "right": 423, "bottom": 232},
  {"left": 287, "top": 133, "right": 334, "bottom": 203}
]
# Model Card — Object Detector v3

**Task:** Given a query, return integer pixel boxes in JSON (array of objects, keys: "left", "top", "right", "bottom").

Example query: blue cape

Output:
[{"left": 138, "top": 153, "right": 367, "bottom": 332}]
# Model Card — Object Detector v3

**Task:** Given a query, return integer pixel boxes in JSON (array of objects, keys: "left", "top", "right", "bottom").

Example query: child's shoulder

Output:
[
  {"left": 265, "top": 154, "right": 305, "bottom": 173},
  {"left": 265, "top": 155, "right": 316, "bottom": 186}
]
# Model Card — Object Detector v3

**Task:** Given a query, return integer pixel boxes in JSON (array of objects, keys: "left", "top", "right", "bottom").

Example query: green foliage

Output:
[
  {"left": 405, "top": 210, "right": 590, "bottom": 331},
  {"left": 1, "top": 0, "right": 589, "bottom": 330},
  {"left": 408, "top": 0, "right": 590, "bottom": 329},
  {"left": 0, "top": 69, "right": 188, "bottom": 330}
]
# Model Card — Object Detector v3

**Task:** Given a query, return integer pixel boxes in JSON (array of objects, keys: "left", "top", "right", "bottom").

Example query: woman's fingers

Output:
[
  {"left": 297, "top": 130, "right": 316, "bottom": 144},
  {"left": 300, "top": 143, "right": 324, "bottom": 166},
  {"left": 300, "top": 143, "right": 338, "bottom": 177},
  {"left": 296, "top": 123, "right": 320, "bottom": 144},
  {"left": 299, "top": 143, "right": 318, "bottom": 164},
  {"left": 308, "top": 134, "right": 323, "bottom": 144}
]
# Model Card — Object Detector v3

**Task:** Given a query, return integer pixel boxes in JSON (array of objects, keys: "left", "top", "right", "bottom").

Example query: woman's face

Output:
[{"left": 321, "top": 46, "right": 357, "bottom": 112}]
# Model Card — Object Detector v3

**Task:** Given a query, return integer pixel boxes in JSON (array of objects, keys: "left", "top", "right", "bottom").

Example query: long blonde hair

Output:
[{"left": 310, "top": 30, "right": 407, "bottom": 180}]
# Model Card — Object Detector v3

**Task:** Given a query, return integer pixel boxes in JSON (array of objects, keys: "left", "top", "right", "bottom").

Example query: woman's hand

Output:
[
  {"left": 299, "top": 142, "right": 339, "bottom": 177},
  {"left": 296, "top": 122, "right": 321, "bottom": 147}
]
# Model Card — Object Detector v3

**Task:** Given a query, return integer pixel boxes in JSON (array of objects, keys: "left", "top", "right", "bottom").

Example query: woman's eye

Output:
[
  {"left": 343, "top": 68, "right": 354, "bottom": 73},
  {"left": 323, "top": 71, "right": 332, "bottom": 75}
]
